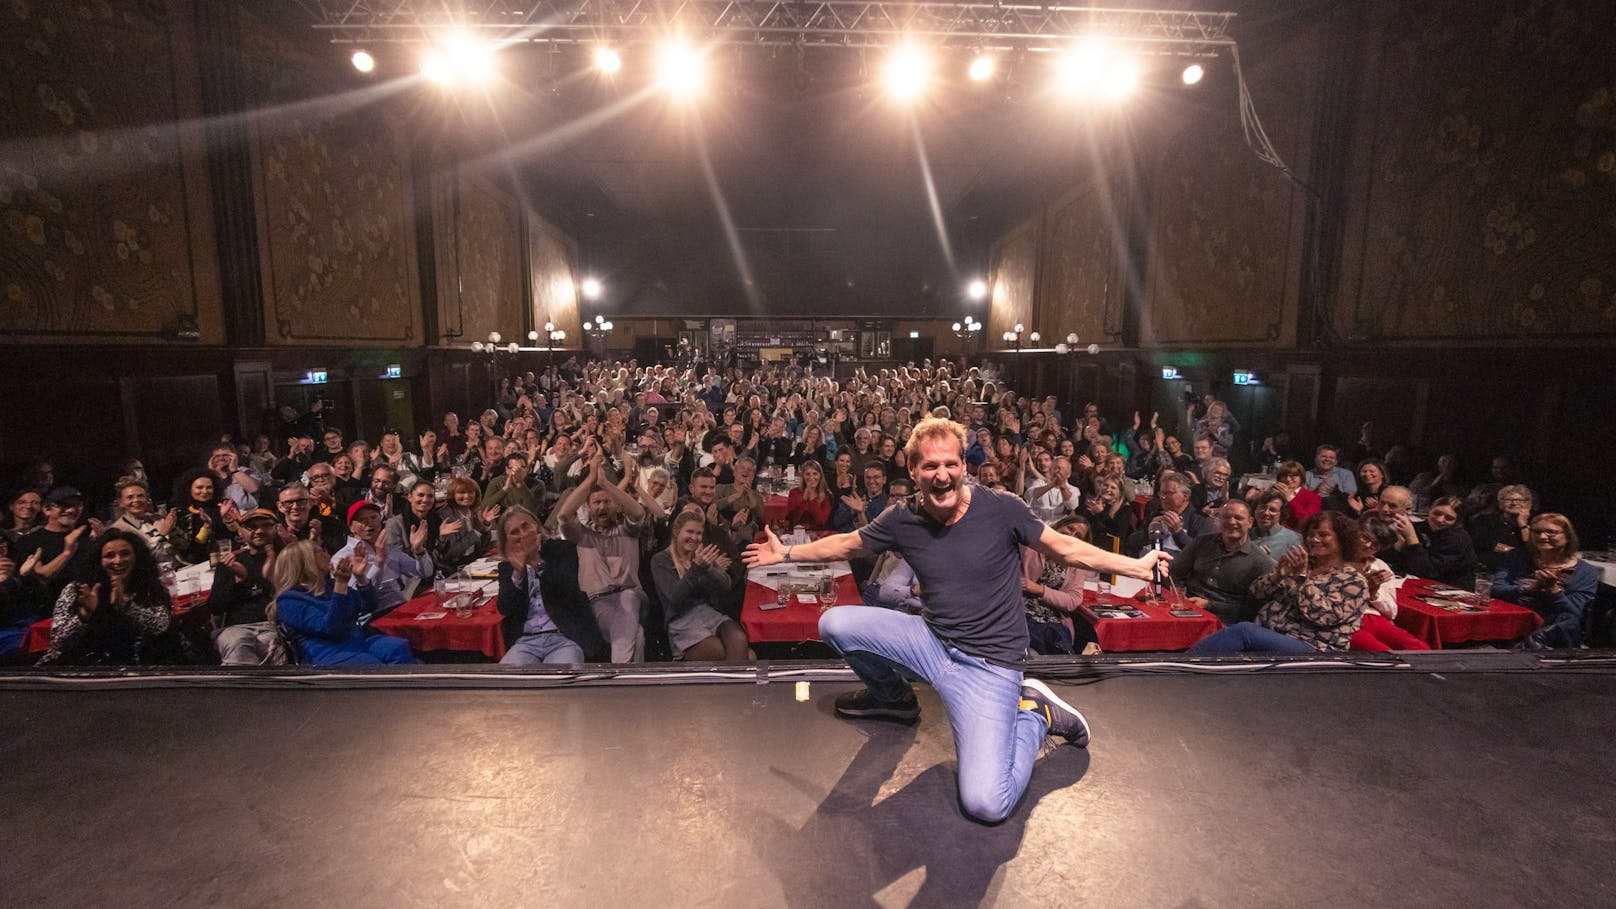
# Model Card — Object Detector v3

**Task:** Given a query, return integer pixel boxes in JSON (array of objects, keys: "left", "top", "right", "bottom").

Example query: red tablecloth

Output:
[
  {"left": 763, "top": 495, "right": 791, "bottom": 528},
  {"left": 1132, "top": 495, "right": 1152, "bottom": 522},
  {"left": 1393, "top": 579, "right": 1542, "bottom": 649},
  {"left": 741, "top": 572, "right": 861, "bottom": 643},
  {"left": 1076, "top": 590, "right": 1222, "bottom": 652},
  {"left": 25, "top": 591, "right": 209, "bottom": 654},
  {"left": 371, "top": 590, "right": 507, "bottom": 660}
]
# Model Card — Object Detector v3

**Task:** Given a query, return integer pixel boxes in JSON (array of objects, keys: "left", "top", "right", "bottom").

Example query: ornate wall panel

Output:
[
  {"left": 1037, "top": 182, "right": 1125, "bottom": 346},
  {"left": 529, "top": 212, "right": 580, "bottom": 340},
  {"left": 1337, "top": 0, "right": 1616, "bottom": 341},
  {"left": 0, "top": 0, "right": 220, "bottom": 343},
  {"left": 1140, "top": 45, "right": 1316, "bottom": 347},
  {"left": 987, "top": 214, "right": 1039, "bottom": 343},
  {"left": 239, "top": 10, "right": 420, "bottom": 344},
  {"left": 431, "top": 171, "right": 523, "bottom": 345}
]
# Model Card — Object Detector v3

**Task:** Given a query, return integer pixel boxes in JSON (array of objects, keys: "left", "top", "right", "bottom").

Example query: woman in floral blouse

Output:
[{"left": 1190, "top": 511, "right": 1369, "bottom": 654}]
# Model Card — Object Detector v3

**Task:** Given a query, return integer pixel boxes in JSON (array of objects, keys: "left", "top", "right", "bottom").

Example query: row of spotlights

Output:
[{"left": 351, "top": 39, "right": 1207, "bottom": 102}]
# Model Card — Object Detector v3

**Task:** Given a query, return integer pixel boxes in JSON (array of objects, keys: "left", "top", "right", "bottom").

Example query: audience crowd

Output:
[{"left": 0, "top": 356, "right": 1604, "bottom": 667}]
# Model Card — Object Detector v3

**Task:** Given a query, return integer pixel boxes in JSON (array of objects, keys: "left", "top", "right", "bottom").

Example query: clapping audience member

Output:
[
  {"left": 329, "top": 502, "right": 431, "bottom": 614},
  {"left": 1347, "top": 521, "right": 1429, "bottom": 651},
  {"left": 1346, "top": 459, "right": 1390, "bottom": 519},
  {"left": 109, "top": 478, "right": 176, "bottom": 564},
  {"left": 1272, "top": 460, "right": 1322, "bottom": 529},
  {"left": 384, "top": 481, "right": 441, "bottom": 578},
  {"left": 1494, "top": 513, "right": 1598, "bottom": 650},
  {"left": 208, "top": 444, "right": 265, "bottom": 513},
  {"left": 209, "top": 509, "right": 286, "bottom": 666},
  {"left": 1369, "top": 487, "right": 1435, "bottom": 578},
  {"left": 1188, "top": 512, "right": 1368, "bottom": 655},
  {"left": 1125, "top": 471, "right": 1210, "bottom": 556},
  {"left": 434, "top": 477, "right": 499, "bottom": 575},
  {"left": 1409, "top": 453, "right": 1468, "bottom": 507},
  {"left": 495, "top": 506, "right": 605, "bottom": 665},
  {"left": 553, "top": 451, "right": 650, "bottom": 663},
  {"left": 1249, "top": 490, "right": 1303, "bottom": 561},
  {"left": 167, "top": 468, "right": 236, "bottom": 567},
  {"left": 6, "top": 489, "right": 43, "bottom": 544},
  {"left": 784, "top": 459, "right": 834, "bottom": 531},
  {"left": 41, "top": 530, "right": 175, "bottom": 666},
  {"left": 1304, "top": 445, "right": 1356, "bottom": 511},
  {"left": 1421, "top": 497, "right": 1478, "bottom": 586},
  {"left": 1083, "top": 475, "right": 1137, "bottom": 547},
  {"left": 650, "top": 511, "right": 752, "bottom": 661},
  {"left": 271, "top": 540, "right": 417, "bottom": 666}
]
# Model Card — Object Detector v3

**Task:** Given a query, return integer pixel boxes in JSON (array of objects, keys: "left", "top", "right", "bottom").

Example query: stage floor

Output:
[{"left": 3, "top": 665, "right": 1614, "bottom": 908}]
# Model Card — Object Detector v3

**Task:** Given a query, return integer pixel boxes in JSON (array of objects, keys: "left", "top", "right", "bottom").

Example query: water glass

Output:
[
  {"left": 816, "top": 577, "right": 837, "bottom": 610},
  {"left": 1473, "top": 574, "right": 1493, "bottom": 603},
  {"left": 1096, "top": 576, "right": 1112, "bottom": 599},
  {"left": 776, "top": 583, "right": 792, "bottom": 606}
]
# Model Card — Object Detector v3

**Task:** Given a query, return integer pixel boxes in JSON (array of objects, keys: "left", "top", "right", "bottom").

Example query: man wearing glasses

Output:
[{"left": 277, "top": 478, "right": 347, "bottom": 553}]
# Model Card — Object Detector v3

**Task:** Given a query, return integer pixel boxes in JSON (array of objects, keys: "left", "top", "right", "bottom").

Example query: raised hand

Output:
[
  {"left": 75, "top": 582, "right": 103, "bottom": 619},
  {"left": 440, "top": 518, "right": 466, "bottom": 536},
  {"left": 156, "top": 511, "right": 177, "bottom": 535},
  {"left": 1277, "top": 545, "right": 1308, "bottom": 576},
  {"left": 409, "top": 519, "right": 429, "bottom": 554},
  {"left": 220, "top": 549, "right": 248, "bottom": 581},
  {"left": 742, "top": 525, "right": 786, "bottom": 568},
  {"left": 731, "top": 508, "right": 750, "bottom": 528},
  {"left": 19, "top": 551, "right": 41, "bottom": 576},
  {"left": 0, "top": 557, "right": 13, "bottom": 583},
  {"left": 333, "top": 556, "right": 354, "bottom": 586}
]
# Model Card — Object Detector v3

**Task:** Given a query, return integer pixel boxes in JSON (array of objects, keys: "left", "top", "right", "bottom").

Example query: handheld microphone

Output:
[{"left": 1149, "top": 524, "right": 1165, "bottom": 594}]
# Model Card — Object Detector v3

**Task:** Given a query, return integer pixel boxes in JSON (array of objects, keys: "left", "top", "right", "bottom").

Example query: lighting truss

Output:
[{"left": 294, "top": 1, "right": 1237, "bottom": 54}]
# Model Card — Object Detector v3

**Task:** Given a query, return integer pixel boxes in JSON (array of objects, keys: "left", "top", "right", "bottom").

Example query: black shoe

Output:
[
  {"left": 834, "top": 687, "right": 921, "bottom": 722},
  {"left": 1020, "top": 678, "right": 1091, "bottom": 747}
]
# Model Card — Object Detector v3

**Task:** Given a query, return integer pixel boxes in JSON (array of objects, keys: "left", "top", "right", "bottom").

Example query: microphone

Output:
[{"left": 1149, "top": 523, "right": 1165, "bottom": 595}]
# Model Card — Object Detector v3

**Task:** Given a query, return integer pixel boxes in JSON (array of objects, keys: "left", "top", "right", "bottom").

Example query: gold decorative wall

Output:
[
  {"left": 1336, "top": 0, "right": 1616, "bottom": 341},
  {"left": 529, "top": 212, "right": 580, "bottom": 341},
  {"left": 1037, "top": 181, "right": 1125, "bottom": 346},
  {"left": 987, "top": 214, "right": 1039, "bottom": 343},
  {"left": 0, "top": 0, "right": 220, "bottom": 344},
  {"left": 431, "top": 170, "right": 523, "bottom": 345},
  {"left": 240, "top": 8, "right": 420, "bottom": 345}
]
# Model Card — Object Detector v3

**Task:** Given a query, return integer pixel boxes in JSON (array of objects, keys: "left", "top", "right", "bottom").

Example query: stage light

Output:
[
  {"left": 883, "top": 45, "right": 932, "bottom": 102},
  {"left": 594, "top": 46, "right": 622, "bottom": 75},
  {"left": 968, "top": 55, "right": 995, "bottom": 82},
  {"left": 1101, "top": 60, "right": 1140, "bottom": 101},
  {"left": 657, "top": 39, "right": 705, "bottom": 99},
  {"left": 581, "top": 277, "right": 603, "bottom": 300},
  {"left": 1182, "top": 63, "right": 1205, "bottom": 85},
  {"left": 1055, "top": 44, "right": 1106, "bottom": 97},
  {"left": 967, "top": 278, "right": 987, "bottom": 300},
  {"left": 351, "top": 50, "right": 375, "bottom": 74},
  {"left": 444, "top": 32, "right": 497, "bottom": 86},
  {"left": 420, "top": 52, "right": 453, "bottom": 85}
]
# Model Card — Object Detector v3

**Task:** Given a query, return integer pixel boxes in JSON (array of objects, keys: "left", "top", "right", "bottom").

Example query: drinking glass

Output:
[
  {"left": 1096, "top": 576, "right": 1112, "bottom": 599},
  {"left": 776, "top": 583, "right": 792, "bottom": 607},
  {"left": 816, "top": 577, "right": 837, "bottom": 610}
]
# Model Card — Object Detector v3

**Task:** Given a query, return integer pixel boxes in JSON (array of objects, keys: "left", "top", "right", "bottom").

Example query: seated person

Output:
[
  {"left": 434, "top": 477, "right": 498, "bottom": 575},
  {"left": 1190, "top": 457, "right": 1234, "bottom": 516},
  {"left": 109, "top": 479, "right": 177, "bottom": 564},
  {"left": 1023, "top": 455, "right": 1081, "bottom": 521},
  {"left": 495, "top": 506, "right": 606, "bottom": 665},
  {"left": 1304, "top": 445, "right": 1356, "bottom": 511},
  {"left": 1019, "top": 514, "right": 1100, "bottom": 655},
  {"left": 1249, "top": 489, "right": 1302, "bottom": 561},
  {"left": 1348, "top": 521, "right": 1429, "bottom": 652},
  {"left": 1493, "top": 513, "right": 1599, "bottom": 650},
  {"left": 1370, "top": 487, "right": 1435, "bottom": 578},
  {"left": 1273, "top": 460, "right": 1322, "bottom": 530},
  {"left": 384, "top": 480, "right": 442, "bottom": 579},
  {"left": 1083, "top": 475, "right": 1137, "bottom": 547},
  {"left": 783, "top": 459, "right": 834, "bottom": 531},
  {"left": 329, "top": 501, "right": 432, "bottom": 615},
  {"left": 863, "top": 550, "right": 923, "bottom": 612},
  {"left": 651, "top": 511, "right": 752, "bottom": 661},
  {"left": 1124, "top": 471, "right": 1211, "bottom": 556},
  {"left": 1188, "top": 512, "right": 1369, "bottom": 655},
  {"left": 0, "top": 536, "right": 45, "bottom": 662},
  {"left": 271, "top": 540, "right": 417, "bottom": 666},
  {"left": 716, "top": 457, "right": 763, "bottom": 544},
  {"left": 209, "top": 508, "right": 286, "bottom": 666},
  {"left": 166, "top": 469, "right": 237, "bottom": 567},
  {"left": 41, "top": 530, "right": 177, "bottom": 666},
  {"left": 1468, "top": 484, "right": 1534, "bottom": 572},
  {"left": 1421, "top": 496, "right": 1478, "bottom": 587},
  {"left": 1167, "top": 500, "right": 1274, "bottom": 626},
  {"left": 481, "top": 453, "right": 541, "bottom": 514}
]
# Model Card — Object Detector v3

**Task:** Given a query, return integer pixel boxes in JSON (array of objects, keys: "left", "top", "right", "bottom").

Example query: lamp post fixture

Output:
[
  {"left": 1003, "top": 322, "right": 1026, "bottom": 352},
  {"left": 532, "top": 321, "right": 567, "bottom": 373},
  {"left": 584, "top": 314, "right": 613, "bottom": 352},
  {"left": 469, "top": 330, "right": 521, "bottom": 401}
]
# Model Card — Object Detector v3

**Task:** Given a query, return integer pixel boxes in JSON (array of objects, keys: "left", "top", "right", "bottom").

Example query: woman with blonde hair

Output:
[
  {"left": 651, "top": 510, "right": 752, "bottom": 661},
  {"left": 1493, "top": 513, "right": 1599, "bottom": 650},
  {"left": 784, "top": 459, "right": 833, "bottom": 531},
  {"left": 272, "top": 540, "right": 417, "bottom": 665}
]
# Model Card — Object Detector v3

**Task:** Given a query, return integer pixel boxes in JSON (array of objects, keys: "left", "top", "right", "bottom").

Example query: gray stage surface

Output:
[{"left": 2, "top": 664, "right": 1613, "bottom": 908}]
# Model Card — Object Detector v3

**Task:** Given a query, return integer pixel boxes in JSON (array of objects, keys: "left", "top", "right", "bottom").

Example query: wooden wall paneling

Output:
[
  {"left": 123, "top": 374, "right": 223, "bottom": 472},
  {"left": 529, "top": 211, "right": 581, "bottom": 340},
  {"left": 1036, "top": 180, "right": 1125, "bottom": 346},
  {"left": 0, "top": 0, "right": 223, "bottom": 346},
  {"left": 233, "top": 361, "right": 273, "bottom": 441},
  {"left": 435, "top": 171, "right": 522, "bottom": 346},
  {"left": 986, "top": 214, "right": 1040, "bottom": 343}
]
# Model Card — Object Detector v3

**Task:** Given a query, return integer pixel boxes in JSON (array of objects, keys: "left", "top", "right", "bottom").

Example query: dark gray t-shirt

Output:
[{"left": 858, "top": 487, "right": 1046, "bottom": 668}]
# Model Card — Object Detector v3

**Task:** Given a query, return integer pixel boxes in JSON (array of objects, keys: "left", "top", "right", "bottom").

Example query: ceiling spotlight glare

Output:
[
  {"left": 420, "top": 52, "right": 453, "bottom": 86},
  {"left": 1101, "top": 61, "right": 1140, "bottom": 101},
  {"left": 581, "top": 277, "right": 603, "bottom": 300},
  {"left": 594, "top": 46, "right": 622, "bottom": 75},
  {"left": 968, "top": 55, "right": 995, "bottom": 83},
  {"left": 1182, "top": 63, "right": 1205, "bottom": 86},
  {"left": 445, "top": 32, "right": 497, "bottom": 86},
  {"left": 351, "top": 50, "right": 375, "bottom": 74},
  {"left": 966, "top": 279, "right": 987, "bottom": 300},
  {"left": 883, "top": 45, "right": 932, "bottom": 102},
  {"left": 1056, "top": 44, "right": 1106, "bottom": 97},
  {"left": 657, "top": 39, "right": 705, "bottom": 99}
]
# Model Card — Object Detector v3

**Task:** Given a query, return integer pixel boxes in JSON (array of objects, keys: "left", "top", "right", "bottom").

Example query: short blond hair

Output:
[{"left": 904, "top": 416, "right": 967, "bottom": 464}]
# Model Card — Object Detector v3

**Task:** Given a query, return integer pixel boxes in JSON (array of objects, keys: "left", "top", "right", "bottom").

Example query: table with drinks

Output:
[
  {"left": 1390, "top": 577, "right": 1542, "bottom": 649},
  {"left": 741, "top": 530, "right": 861, "bottom": 643},
  {"left": 369, "top": 560, "right": 506, "bottom": 660},
  {"left": 1073, "top": 575, "right": 1224, "bottom": 652}
]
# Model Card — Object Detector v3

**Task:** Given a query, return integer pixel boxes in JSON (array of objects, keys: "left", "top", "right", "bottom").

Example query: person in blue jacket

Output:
[
  {"left": 271, "top": 539, "right": 417, "bottom": 665},
  {"left": 1492, "top": 512, "right": 1599, "bottom": 650}
]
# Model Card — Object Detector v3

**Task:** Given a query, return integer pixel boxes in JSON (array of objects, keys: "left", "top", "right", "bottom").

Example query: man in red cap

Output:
[{"left": 328, "top": 500, "right": 432, "bottom": 615}]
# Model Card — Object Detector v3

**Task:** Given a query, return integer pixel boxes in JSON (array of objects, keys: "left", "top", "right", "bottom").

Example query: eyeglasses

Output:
[{"left": 1530, "top": 527, "right": 1565, "bottom": 537}]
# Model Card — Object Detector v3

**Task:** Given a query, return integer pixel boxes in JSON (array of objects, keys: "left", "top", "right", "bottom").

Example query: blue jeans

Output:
[
  {"left": 501, "top": 631, "right": 585, "bottom": 666},
  {"left": 819, "top": 606, "right": 1047, "bottom": 824},
  {"left": 1188, "top": 621, "right": 1319, "bottom": 655}
]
